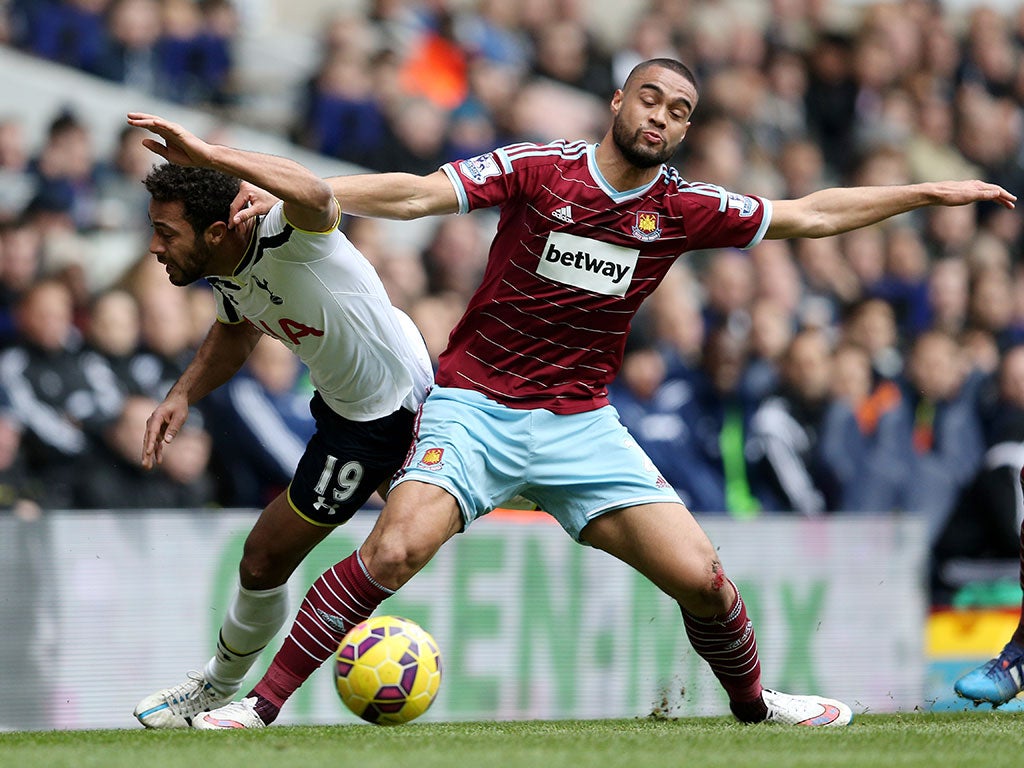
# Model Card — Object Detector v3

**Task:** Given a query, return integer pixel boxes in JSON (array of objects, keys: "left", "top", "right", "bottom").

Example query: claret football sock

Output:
[
  {"left": 252, "top": 551, "right": 393, "bottom": 714},
  {"left": 680, "top": 580, "right": 765, "bottom": 712}
]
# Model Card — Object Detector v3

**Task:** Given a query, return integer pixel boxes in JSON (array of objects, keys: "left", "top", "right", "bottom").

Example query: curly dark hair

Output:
[{"left": 142, "top": 164, "right": 241, "bottom": 236}]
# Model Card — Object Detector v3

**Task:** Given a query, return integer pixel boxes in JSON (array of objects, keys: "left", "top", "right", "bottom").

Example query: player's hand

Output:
[
  {"left": 230, "top": 181, "right": 280, "bottom": 228},
  {"left": 126, "top": 112, "right": 216, "bottom": 168},
  {"left": 141, "top": 393, "right": 191, "bottom": 469},
  {"left": 932, "top": 180, "right": 1016, "bottom": 209}
]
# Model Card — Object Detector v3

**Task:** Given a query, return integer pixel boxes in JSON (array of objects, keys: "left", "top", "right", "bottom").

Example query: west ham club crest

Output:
[{"left": 632, "top": 211, "right": 662, "bottom": 242}]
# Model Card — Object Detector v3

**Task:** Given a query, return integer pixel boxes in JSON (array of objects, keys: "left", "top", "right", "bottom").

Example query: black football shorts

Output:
[{"left": 288, "top": 391, "right": 416, "bottom": 526}]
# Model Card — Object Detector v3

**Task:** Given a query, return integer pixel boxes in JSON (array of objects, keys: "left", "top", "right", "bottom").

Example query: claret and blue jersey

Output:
[{"left": 438, "top": 140, "right": 772, "bottom": 414}]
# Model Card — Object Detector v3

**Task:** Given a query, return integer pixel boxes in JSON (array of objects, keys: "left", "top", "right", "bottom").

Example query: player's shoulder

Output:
[
  {"left": 664, "top": 172, "right": 762, "bottom": 213},
  {"left": 498, "top": 139, "right": 591, "bottom": 170}
]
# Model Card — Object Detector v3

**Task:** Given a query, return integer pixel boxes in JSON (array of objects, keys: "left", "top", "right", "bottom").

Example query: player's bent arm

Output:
[
  {"left": 142, "top": 321, "right": 260, "bottom": 469},
  {"left": 203, "top": 144, "right": 338, "bottom": 233},
  {"left": 766, "top": 180, "right": 1015, "bottom": 240},
  {"left": 168, "top": 320, "right": 263, "bottom": 406},
  {"left": 126, "top": 112, "right": 337, "bottom": 232},
  {"left": 327, "top": 170, "right": 460, "bottom": 221}
]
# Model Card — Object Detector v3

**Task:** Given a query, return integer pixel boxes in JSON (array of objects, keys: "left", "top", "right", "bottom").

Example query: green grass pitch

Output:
[{"left": 2, "top": 713, "right": 1022, "bottom": 768}]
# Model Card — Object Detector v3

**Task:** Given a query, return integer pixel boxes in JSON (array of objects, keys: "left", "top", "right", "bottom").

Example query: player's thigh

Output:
[
  {"left": 241, "top": 491, "right": 335, "bottom": 588},
  {"left": 581, "top": 501, "right": 730, "bottom": 613},
  {"left": 360, "top": 479, "right": 464, "bottom": 588}
]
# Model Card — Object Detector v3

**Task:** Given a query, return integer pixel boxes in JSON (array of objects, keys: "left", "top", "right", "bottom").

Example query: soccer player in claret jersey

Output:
[
  {"left": 954, "top": 465, "right": 1024, "bottom": 706},
  {"left": 125, "top": 113, "right": 433, "bottom": 728},
  {"left": 197, "top": 58, "right": 1015, "bottom": 729}
]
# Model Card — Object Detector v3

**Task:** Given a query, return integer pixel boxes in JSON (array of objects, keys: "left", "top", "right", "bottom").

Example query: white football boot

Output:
[
  {"left": 760, "top": 688, "right": 853, "bottom": 726},
  {"left": 192, "top": 697, "right": 267, "bottom": 729},
  {"left": 134, "top": 671, "right": 237, "bottom": 729}
]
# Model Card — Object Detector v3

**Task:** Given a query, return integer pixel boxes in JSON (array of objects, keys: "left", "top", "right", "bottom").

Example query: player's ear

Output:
[
  {"left": 205, "top": 221, "right": 228, "bottom": 245},
  {"left": 610, "top": 88, "right": 624, "bottom": 115}
]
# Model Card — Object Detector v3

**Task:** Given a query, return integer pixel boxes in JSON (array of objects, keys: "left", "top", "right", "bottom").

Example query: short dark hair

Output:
[
  {"left": 624, "top": 58, "right": 699, "bottom": 92},
  {"left": 142, "top": 164, "right": 240, "bottom": 236}
]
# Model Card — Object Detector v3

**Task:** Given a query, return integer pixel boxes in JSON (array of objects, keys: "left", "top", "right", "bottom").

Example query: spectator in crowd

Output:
[
  {"left": 933, "top": 344, "right": 1024, "bottom": 604},
  {"left": 158, "top": 0, "right": 236, "bottom": 105},
  {"left": 746, "top": 295, "right": 793, "bottom": 389},
  {"left": 969, "top": 266, "right": 1024, "bottom": 352},
  {"left": 0, "top": 277, "right": 104, "bottom": 508},
  {"left": 79, "top": 287, "right": 143, "bottom": 404},
  {"left": 129, "top": 278, "right": 197, "bottom": 399},
  {"left": 95, "top": 125, "right": 159, "bottom": 231},
  {"left": 701, "top": 250, "right": 755, "bottom": 335},
  {"left": 74, "top": 393, "right": 214, "bottom": 508},
  {"left": 529, "top": 18, "right": 613, "bottom": 99},
  {"left": 925, "top": 257, "right": 969, "bottom": 336},
  {"left": 873, "top": 330, "right": 985, "bottom": 535},
  {"left": 205, "top": 336, "right": 316, "bottom": 509},
  {"left": 365, "top": 96, "right": 450, "bottom": 175},
  {"left": 0, "top": 389, "right": 41, "bottom": 519},
  {"left": 868, "top": 225, "right": 932, "bottom": 336},
  {"left": 680, "top": 325, "right": 761, "bottom": 516},
  {"left": 407, "top": 292, "right": 465, "bottom": 368},
  {"left": 644, "top": 262, "right": 704, "bottom": 374},
  {"left": 18, "top": 0, "right": 109, "bottom": 75},
  {"left": 420, "top": 214, "right": 488, "bottom": 299},
  {"left": 749, "top": 328, "right": 864, "bottom": 514},
  {"left": 94, "top": 0, "right": 163, "bottom": 94},
  {"left": 27, "top": 109, "right": 101, "bottom": 232},
  {"left": 0, "top": 117, "right": 34, "bottom": 221},
  {"left": 830, "top": 341, "right": 885, "bottom": 437},
  {"left": 842, "top": 296, "right": 903, "bottom": 381},
  {"left": 291, "top": 13, "right": 387, "bottom": 162},
  {"left": 0, "top": 219, "right": 43, "bottom": 344},
  {"left": 151, "top": 405, "right": 216, "bottom": 508}
]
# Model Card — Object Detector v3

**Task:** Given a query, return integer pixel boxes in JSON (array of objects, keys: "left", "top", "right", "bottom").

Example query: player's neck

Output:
[
  {"left": 207, "top": 218, "right": 257, "bottom": 277},
  {"left": 594, "top": 141, "right": 660, "bottom": 192}
]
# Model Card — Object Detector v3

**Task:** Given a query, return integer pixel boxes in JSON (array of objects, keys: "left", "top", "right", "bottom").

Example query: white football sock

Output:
[{"left": 204, "top": 582, "right": 289, "bottom": 692}]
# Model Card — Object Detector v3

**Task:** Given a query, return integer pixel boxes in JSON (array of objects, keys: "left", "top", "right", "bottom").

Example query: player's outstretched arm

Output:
[
  {"left": 142, "top": 320, "right": 261, "bottom": 468},
  {"left": 126, "top": 112, "right": 337, "bottom": 232},
  {"left": 327, "top": 170, "right": 461, "bottom": 221},
  {"left": 229, "top": 170, "right": 460, "bottom": 227},
  {"left": 766, "top": 180, "right": 1015, "bottom": 240}
]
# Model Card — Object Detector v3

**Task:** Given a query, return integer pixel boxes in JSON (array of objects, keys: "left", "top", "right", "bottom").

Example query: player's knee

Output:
[
  {"left": 675, "top": 551, "right": 735, "bottom": 616},
  {"left": 238, "top": 545, "right": 291, "bottom": 590},
  {"left": 361, "top": 532, "right": 434, "bottom": 589}
]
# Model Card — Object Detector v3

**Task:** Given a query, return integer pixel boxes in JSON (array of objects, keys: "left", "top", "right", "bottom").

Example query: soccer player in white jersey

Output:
[
  {"left": 197, "top": 59, "right": 1016, "bottom": 729},
  {"left": 125, "top": 113, "right": 433, "bottom": 728}
]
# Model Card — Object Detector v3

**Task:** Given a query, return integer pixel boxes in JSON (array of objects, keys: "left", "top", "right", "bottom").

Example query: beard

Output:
[
  {"left": 166, "top": 237, "right": 212, "bottom": 286},
  {"left": 611, "top": 115, "right": 677, "bottom": 169}
]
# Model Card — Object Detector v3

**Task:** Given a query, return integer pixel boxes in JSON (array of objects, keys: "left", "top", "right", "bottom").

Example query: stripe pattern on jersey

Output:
[{"left": 437, "top": 141, "right": 770, "bottom": 414}]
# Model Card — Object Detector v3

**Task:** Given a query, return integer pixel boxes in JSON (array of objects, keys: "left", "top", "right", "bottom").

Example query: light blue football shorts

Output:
[{"left": 392, "top": 386, "right": 683, "bottom": 541}]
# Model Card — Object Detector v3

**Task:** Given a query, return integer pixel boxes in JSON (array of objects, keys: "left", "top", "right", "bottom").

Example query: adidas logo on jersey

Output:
[{"left": 551, "top": 204, "right": 574, "bottom": 223}]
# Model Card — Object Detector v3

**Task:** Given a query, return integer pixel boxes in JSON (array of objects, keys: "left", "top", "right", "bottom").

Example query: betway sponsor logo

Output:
[{"left": 536, "top": 232, "right": 639, "bottom": 296}]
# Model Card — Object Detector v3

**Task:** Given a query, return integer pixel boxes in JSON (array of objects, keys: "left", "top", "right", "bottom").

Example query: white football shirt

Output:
[{"left": 208, "top": 202, "right": 432, "bottom": 421}]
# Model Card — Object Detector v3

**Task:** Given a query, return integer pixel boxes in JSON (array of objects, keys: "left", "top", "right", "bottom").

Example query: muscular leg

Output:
[
  {"left": 134, "top": 492, "right": 334, "bottom": 726},
  {"left": 582, "top": 502, "right": 764, "bottom": 716},
  {"left": 246, "top": 480, "right": 463, "bottom": 723},
  {"left": 239, "top": 491, "right": 335, "bottom": 589},
  {"left": 203, "top": 492, "right": 334, "bottom": 692},
  {"left": 580, "top": 501, "right": 734, "bottom": 615},
  {"left": 360, "top": 479, "right": 465, "bottom": 588}
]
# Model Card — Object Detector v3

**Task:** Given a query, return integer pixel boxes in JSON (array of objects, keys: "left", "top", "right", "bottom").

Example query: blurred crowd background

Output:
[{"left": 0, "top": 0, "right": 1023, "bottom": 606}]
